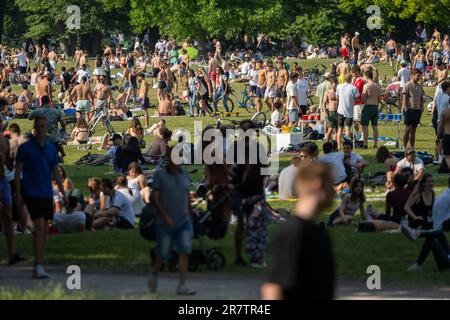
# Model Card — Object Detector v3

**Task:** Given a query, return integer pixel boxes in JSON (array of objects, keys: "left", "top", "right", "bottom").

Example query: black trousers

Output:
[{"left": 417, "top": 230, "right": 450, "bottom": 270}]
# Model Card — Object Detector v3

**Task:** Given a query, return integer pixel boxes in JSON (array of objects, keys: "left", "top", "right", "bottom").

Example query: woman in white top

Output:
[
  {"left": 116, "top": 175, "right": 144, "bottom": 217},
  {"left": 126, "top": 162, "right": 151, "bottom": 204}
]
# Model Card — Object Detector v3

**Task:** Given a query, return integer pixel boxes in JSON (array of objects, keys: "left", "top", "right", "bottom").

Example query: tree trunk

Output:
[
  {"left": 0, "top": 6, "right": 4, "bottom": 44},
  {"left": 197, "top": 29, "right": 208, "bottom": 57},
  {"left": 81, "top": 31, "right": 103, "bottom": 56}
]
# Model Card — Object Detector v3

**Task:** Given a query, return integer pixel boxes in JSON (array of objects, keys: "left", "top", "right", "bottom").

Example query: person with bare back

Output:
[
  {"left": 323, "top": 78, "right": 338, "bottom": 142},
  {"left": 138, "top": 73, "right": 150, "bottom": 128},
  {"left": 72, "top": 76, "right": 94, "bottom": 121}
]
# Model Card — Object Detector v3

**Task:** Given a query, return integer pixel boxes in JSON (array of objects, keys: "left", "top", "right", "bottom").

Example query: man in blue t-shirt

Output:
[
  {"left": 15, "top": 116, "right": 66, "bottom": 279},
  {"left": 148, "top": 148, "right": 195, "bottom": 296}
]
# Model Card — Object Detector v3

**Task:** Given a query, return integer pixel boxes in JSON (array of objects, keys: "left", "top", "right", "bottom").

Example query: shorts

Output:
[
  {"left": 76, "top": 100, "right": 91, "bottom": 113},
  {"left": 288, "top": 109, "right": 299, "bottom": 123},
  {"left": 131, "top": 81, "right": 138, "bottom": 90},
  {"left": 124, "top": 80, "right": 130, "bottom": 91},
  {"left": 404, "top": 109, "right": 422, "bottom": 127},
  {"left": 341, "top": 47, "right": 349, "bottom": 58},
  {"left": 141, "top": 97, "right": 150, "bottom": 109},
  {"left": 180, "top": 68, "right": 187, "bottom": 77},
  {"left": 353, "top": 104, "right": 363, "bottom": 122},
  {"left": 24, "top": 196, "right": 53, "bottom": 221},
  {"left": 165, "top": 82, "right": 173, "bottom": 93},
  {"left": 264, "top": 86, "right": 276, "bottom": 98},
  {"left": 0, "top": 178, "right": 12, "bottom": 207},
  {"left": 115, "top": 217, "right": 134, "bottom": 229},
  {"left": 338, "top": 73, "right": 345, "bottom": 84},
  {"left": 361, "top": 105, "right": 378, "bottom": 126},
  {"left": 19, "top": 66, "right": 27, "bottom": 74},
  {"left": 156, "top": 219, "right": 193, "bottom": 260},
  {"left": 326, "top": 111, "right": 338, "bottom": 129},
  {"left": 95, "top": 100, "right": 107, "bottom": 110},
  {"left": 443, "top": 135, "right": 450, "bottom": 156},
  {"left": 152, "top": 68, "right": 160, "bottom": 79},
  {"left": 338, "top": 113, "right": 353, "bottom": 128},
  {"left": 249, "top": 85, "right": 257, "bottom": 95},
  {"left": 158, "top": 80, "right": 167, "bottom": 90},
  {"left": 256, "top": 86, "right": 266, "bottom": 99},
  {"left": 275, "top": 86, "right": 287, "bottom": 98},
  {"left": 387, "top": 49, "right": 395, "bottom": 57}
]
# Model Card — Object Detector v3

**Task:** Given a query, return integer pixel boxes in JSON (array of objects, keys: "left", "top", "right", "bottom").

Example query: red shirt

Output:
[{"left": 353, "top": 77, "right": 364, "bottom": 105}]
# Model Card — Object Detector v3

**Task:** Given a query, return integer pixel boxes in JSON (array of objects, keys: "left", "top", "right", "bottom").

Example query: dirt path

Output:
[{"left": 1, "top": 266, "right": 449, "bottom": 299}]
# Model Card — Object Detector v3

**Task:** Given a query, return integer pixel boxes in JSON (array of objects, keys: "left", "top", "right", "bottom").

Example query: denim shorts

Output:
[{"left": 156, "top": 219, "right": 193, "bottom": 260}]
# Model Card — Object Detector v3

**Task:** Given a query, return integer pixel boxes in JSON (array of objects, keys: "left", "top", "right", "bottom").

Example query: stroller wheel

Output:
[{"left": 206, "top": 250, "right": 225, "bottom": 271}]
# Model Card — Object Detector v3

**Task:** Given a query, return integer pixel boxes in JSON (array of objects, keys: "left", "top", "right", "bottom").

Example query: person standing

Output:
[
  {"left": 323, "top": 78, "right": 339, "bottom": 142},
  {"left": 296, "top": 68, "right": 309, "bottom": 115},
  {"left": 261, "top": 161, "right": 336, "bottom": 300},
  {"left": 15, "top": 116, "right": 67, "bottom": 279},
  {"left": 138, "top": 73, "right": 150, "bottom": 128},
  {"left": 402, "top": 69, "right": 425, "bottom": 150},
  {"left": 255, "top": 60, "right": 267, "bottom": 113},
  {"left": 148, "top": 149, "right": 196, "bottom": 295},
  {"left": 71, "top": 76, "right": 93, "bottom": 121},
  {"left": 351, "top": 66, "right": 364, "bottom": 142},
  {"left": 264, "top": 63, "right": 276, "bottom": 112},
  {"left": 361, "top": 70, "right": 381, "bottom": 149},
  {"left": 336, "top": 74, "right": 360, "bottom": 150},
  {"left": 351, "top": 32, "right": 361, "bottom": 65},
  {"left": 286, "top": 73, "right": 300, "bottom": 127}
]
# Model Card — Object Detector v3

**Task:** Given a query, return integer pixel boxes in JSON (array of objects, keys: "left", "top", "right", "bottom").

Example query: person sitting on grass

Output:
[
  {"left": 69, "top": 118, "right": 89, "bottom": 145},
  {"left": 384, "top": 173, "right": 411, "bottom": 224},
  {"left": 126, "top": 117, "right": 145, "bottom": 147},
  {"left": 147, "top": 119, "right": 166, "bottom": 136},
  {"left": 158, "top": 94, "right": 176, "bottom": 117},
  {"left": 327, "top": 178, "right": 365, "bottom": 226},
  {"left": 127, "top": 162, "right": 151, "bottom": 204},
  {"left": 87, "top": 134, "right": 123, "bottom": 171},
  {"left": 400, "top": 167, "right": 415, "bottom": 192},
  {"left": 342, "top": 140, "right": 369, "bottom": 177},
  {"left": 52, "top": 196, "right": 86, "bottom": 233},
  {"left": 394, "top": 148, "right": 424, "bottom": 185},
  {"left": 319, "top": 141, "right": 348, "bottom": 190},
  {"left": 278, "top": 148, "right": 312, "bottom": 200},
  {"left": 404, "top": 174, "right": 435, "bottom": 230},
  {"left": 375, "top": 146, "right": 399, "bottom": 191},
  {"left": 143, "top": 128, "right": 171, "bottom": 164},
  {"left": 116, "top": 136, "right": 145, "bottom": 174},
  {"left": 91, "top": 178, "right": 135, "bottom": 230},
  {"left": 115, "top": 175, "right": 144, "bottom": 217}
]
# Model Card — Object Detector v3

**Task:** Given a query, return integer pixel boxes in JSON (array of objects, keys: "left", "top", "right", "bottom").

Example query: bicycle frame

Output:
[
  {"left": 229, "top": 85, "right": 255, "bottom": 109},
  {"left": 88, "top": 103, "right": 114, "bottom": 135}
]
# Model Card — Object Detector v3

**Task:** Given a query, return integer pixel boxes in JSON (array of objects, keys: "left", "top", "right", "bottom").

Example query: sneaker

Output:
[
  {"left": 177, "top": 284, "right": 196, "bottom": 295},
  {"left": 407, "top": 262, "right": 421, "bottom": 271},
  {"left": 401, "top": 225, "right": 418, "bottom": 241},
  {"left": 234, "top": 257, "right": 247, "bottom": 266},
  {"left": 32, "top": 264, "right": 50, "bottom": 279},
  {"left": 148, "top": 273, "right": 158, "bottom": 293},
  {"left": 8, "top": 253, "right": 26, "bottom": 266},
  {"left": 250, "top": 262, "right": 267, "bottom": 269}
]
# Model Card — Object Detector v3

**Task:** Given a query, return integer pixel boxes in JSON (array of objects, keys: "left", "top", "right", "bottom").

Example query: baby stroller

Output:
[{"left": 149, "top": 184, "right": 229, "bottom": 272}]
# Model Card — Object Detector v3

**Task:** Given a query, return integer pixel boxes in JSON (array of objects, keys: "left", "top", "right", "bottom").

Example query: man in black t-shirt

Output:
[
  {"left": 261, "top": 161, "right": 336, "bottom": 300},
  {"left": 402, "top": 43, "right": 412, "bottom": 65}
]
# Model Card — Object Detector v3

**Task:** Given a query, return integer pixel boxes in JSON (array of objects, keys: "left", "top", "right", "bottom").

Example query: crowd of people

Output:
[{"left": 0, "top": 27, "right": 449, "bottom": 299}]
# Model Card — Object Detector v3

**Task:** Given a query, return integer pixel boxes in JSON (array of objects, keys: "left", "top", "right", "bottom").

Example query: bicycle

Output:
[
  {"left": 88, "top": 102, "right": 115, "bottom": 136},
  {"left": 304, "top": 64, "right": 327, "bottom": 88},
  {"left": 215, "top": 84, "right": 256, "bottom": 113}
]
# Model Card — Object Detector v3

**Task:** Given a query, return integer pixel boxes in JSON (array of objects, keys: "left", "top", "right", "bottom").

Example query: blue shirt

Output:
[
  {"left": 16, "top": 138, "right": 58, "bottom": 198},
  {"left": 151, "top": 167, "right": 191, "bottom": 227}
]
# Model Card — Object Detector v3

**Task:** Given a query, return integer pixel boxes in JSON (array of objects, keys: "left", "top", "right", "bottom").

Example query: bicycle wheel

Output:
[
  {"left": 216, "top": 97, "right": 235, "bottom": 113},
  {"left": 251, "top": 111, "right": 267, "bottom": 129},
  {"left": 244, "top": 96, "right": 256, "bottom": 110},
  {"left": 104, "top": 119, "right": 116, "bottom": 135},
  {"left": 423, "top": 95, "right": 433, "bottom": 103}
]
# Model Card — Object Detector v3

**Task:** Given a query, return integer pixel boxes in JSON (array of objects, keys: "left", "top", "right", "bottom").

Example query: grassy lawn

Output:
[{"left": 1, "top": 58, "right": 449, "bottom": 287}]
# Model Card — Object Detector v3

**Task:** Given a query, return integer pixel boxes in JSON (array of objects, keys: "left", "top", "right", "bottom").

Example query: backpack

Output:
[{"left": 139, "top": 204, "right": 157, "bottom": 241}]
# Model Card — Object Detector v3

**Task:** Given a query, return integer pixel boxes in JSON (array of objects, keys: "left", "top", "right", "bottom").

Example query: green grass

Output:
[{"left": 1, "top": 58, "right": 450, "bottom": 289}]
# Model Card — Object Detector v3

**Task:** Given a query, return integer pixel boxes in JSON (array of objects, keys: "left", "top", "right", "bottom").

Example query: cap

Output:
[
  {"left": 355, "top": 32, "right": 360, "bottom": 36},
  {"left": 324, "top": 72, "right": 331, "bottom": 78},
  {"left": 406, "top": 147, "right": 416, "bottom": 155},
  {"left": 401, "top": 60, "right": 408, "bottom": 66},
  {"left": 18, "top": 96, "right": 26, "bottom": 102}
]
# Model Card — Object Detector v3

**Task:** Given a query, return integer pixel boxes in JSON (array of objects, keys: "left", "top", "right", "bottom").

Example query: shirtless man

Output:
[
  {"left": 158, "top": 94, "right": 175, "bottom": 116},
  {"left": 119, "top": 63, "right": 130, "bottom": 91},
  {"left": 0, "top": 63, "right": 11, "bottom": 87},
  {"left": 114, "top": 87, "right": 128, "bottom": 118},
  {"left": 72, "top": 76, "right": 93, "bottom": 121},
  {"left": 93, "top": 76, "right": 112, "bottom": 115},
  {"left": 264, "top": 63, "right": 277, "bottom": 112},
  {"left": 386, "top": 38, "right": 397, "bottom": 68},
  {"left": 438, "top": 108, "right": 450, "bottom": 170},
  {"left": 36, "top": 73, "right": 53, "bottom": 106},
  {"left": 47, "top": 48, "right": 58, "bottom": 72},
  {"left": 351, "top": 32, "right": 361, "bottom": 65},
  {"left": 275, "top": 60, "right": 288, "bottom": 106},
  {"left": 435, "top": 61, "right": 448, "bottom": 96},
  {"left": 79, "top": 51, "right": 88, "bottom": 68},
  {"left": 73, "top": 46, "right": 83, "bottom": 68},
  {"left": 361, "top": 70, "right": 381, "bottom": 149},
  {"left": 340, "top": 33, "right": 350, "bottom": 59},
  {"left": 322, "top": 78, "right": 338, "bottom": 142},
  {"left": 256, "top": 60, "right": 267, "bottom": 113},
  {"left": 157, "top": 64, "right": 168, "bottom": 101},
  {"left": 166, "top": 65, "right": 176, "bottom": 95},
  {"left": 138, "top": 73, "right": 150, "bottom": 128},
  {"left": 17, "top": 84, "right": 33, "bottom": 115},
  {"left": 336, "top": 56, "right": 350, "bottom": 84},
  {"left": 42, "top": 44, "right": 49, "bottom": 59},
  {"left": 151, "top": 53, "right": 161, "bottom": 86},
  {"left": 180, "top": 50, "right": 190, "bottom": 84},
  {"left": 208, "top": 52, "right": 219, "bottom": 91},
  {"left": 14, "top": 96, "right": 28, "bottom": 118}
]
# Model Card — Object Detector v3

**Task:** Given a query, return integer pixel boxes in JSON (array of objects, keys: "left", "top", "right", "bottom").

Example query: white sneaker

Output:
[
  {"left": 407, "top": 262, "right": 421, "bottom": 271},
  {"left": 250, "top": 262, "right": 267, "bottom": 268},
  {"left": 177, "top": 284, "right": 196, "bottom": 295},
  {"left": 401, "top": 225, "right": 418, "bottom": 241},
  {"left": 32, "top": 264, "right": 50, "bottom": 279}
]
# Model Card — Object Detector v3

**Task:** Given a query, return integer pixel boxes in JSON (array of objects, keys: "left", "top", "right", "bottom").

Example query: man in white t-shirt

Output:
[
  {"left": 247, "top": 61, "right": 259, "bottom": 96},
  {"left": 240, "top": 58, "right": 250, "bottom": 76},
  {"left": 319, "top": 141, "right": 347, "bottom": 185},
  {"left": 286, "top": 73, "right": 300, "bottom": 126},
  {"left": 397, "top": 61, "right": 412, "bottom": 88},
  {"left": 11, "top": 48, "right": 28, "bottom": 75},
  {"left": 394, "top": 148, "right": 424, "bottom": 182},
  {"left": 342, "top": 140, "right": 368, "bottom": 174},
  {"left": 435, "top": 81, "right": 450, "bottom": 123},
  {"left": 92, "top": 178, "right": 135, "bottom": 229},
  {"left": 72, "top": 64, "right": 90, "bottom": 84},
  {"left": 336, "top": 74, "right": 360, "bottom": 150},
  {"left": 270, "top": 102, "right": 284, "bottom": 127},
  {"left": 278, "top": 156, "right": 301, "bottom": 199},
  {"left": 296, "top": 69, "right": 309, "bottom": 115}
]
